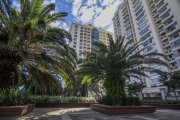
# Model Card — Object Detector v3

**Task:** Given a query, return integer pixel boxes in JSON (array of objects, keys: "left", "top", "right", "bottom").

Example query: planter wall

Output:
[
  {"left": 90, "top": 104, "right": 156, "bottom": 115},
  {"left": 143, "top": 97, "right": 162, "bottom": 100},
  {"left": 0, "top": 104, "right": 35, "bottom": 116},
  {"left": 143, "top": 104, "right": 180, "bottom": 110},
  {"left": 35, "top": 103, "right": 97, "bottom": 108}
]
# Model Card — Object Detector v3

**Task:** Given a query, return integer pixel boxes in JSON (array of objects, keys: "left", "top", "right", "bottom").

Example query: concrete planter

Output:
[
  {"left": 0, "top": 104, "right": 35, "bottom": 116},
  {"left": 143, "top": 103, "right": 180, "bottom": 110},
  {"left": 90, "top": 104, "right": 156, "bottom": 115},
  {"left": 35, "top": 102, "right": 97, "bottom": 108}
]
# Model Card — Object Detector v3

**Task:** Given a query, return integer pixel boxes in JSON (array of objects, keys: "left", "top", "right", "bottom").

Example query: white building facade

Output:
[{"left": 112, "top": 0, "right": 180, "bottom": 97}]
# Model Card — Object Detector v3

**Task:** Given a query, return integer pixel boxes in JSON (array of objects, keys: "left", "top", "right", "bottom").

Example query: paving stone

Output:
[{"left": 0, "top": 108, "right": 180, "bottom": 120}]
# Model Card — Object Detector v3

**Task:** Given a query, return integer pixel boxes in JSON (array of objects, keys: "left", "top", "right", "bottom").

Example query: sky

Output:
[{"left": 12, "top": 0, "right": 123, "bottom": 33}]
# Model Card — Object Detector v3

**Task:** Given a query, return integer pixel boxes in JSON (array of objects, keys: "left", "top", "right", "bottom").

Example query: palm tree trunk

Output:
[{"left": 173, "top": 90, "right": 178, "bottom": 101}]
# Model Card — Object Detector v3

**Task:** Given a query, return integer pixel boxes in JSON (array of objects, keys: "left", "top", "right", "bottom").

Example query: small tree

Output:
[{"left": 160, "top": 71, "right": 180, "bottom": 101}]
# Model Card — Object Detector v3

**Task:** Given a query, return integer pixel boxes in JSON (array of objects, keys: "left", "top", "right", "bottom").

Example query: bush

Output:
[
  {"left": 143, "top": 100, "right": 180, "bottom": 104},
  {"left": 27, "top": 95, "right": 96, "bottom": 103},
  {"left": 0, "top": 88, "right": 28, "bottom": 106},
  {"left": 99, "top": 95, "right": 142, "bottom": 106}
]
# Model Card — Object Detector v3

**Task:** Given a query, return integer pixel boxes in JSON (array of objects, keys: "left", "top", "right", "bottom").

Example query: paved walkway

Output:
[{"left": 1, "top": 108, "right": 180, "bottom": 120}]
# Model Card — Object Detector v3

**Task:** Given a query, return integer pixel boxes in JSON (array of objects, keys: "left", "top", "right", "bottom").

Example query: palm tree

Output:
[
  {"left": 0, "top": 0, "right": 11, "bottom": 16},
  {"left": 159, "top": 71, "right": 180, "bottom": 101},
  {"left": 77, "top": 34, "right": 168, "bottom": 97},
  {"left": 0, "top": 0, "right": 77, "bottom": 94}
]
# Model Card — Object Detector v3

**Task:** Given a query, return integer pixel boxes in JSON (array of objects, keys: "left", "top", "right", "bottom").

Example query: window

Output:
[
  {"left": 160, "top": 10, "right": 170, "bottom": 20},
  {"left": 137, "top": 16, "right": 146, "bottom": 26},
  {"left": 140, "top": 32, "right": 151, "bottom": 41},
  {"left": 134, "top": 4, "right": 141, "bottom": 13},
  {"left": 139, "top": 26, "right": 149, "bottom": 36},
  {"left": 142, "top": 38, "right": 152, "bottom": 47},
  {"left": 136, "top": 12, "right": 144, "bottom": 21},
  {"left": 73, "top": 45, "right": 76, "bottom": 48},
  {"left": 73, "top": 42, "right": 76, "bottom": 44},
  {"left": 150, "top": 75, "right": 160, "bottom": 82},
  {"left": 123, "top": 14, "right": 129, "bottom": 20},
  {"left": 174, "top": 49, "right": 180, "bottom": 57},
  {"left": 74, "top": 32, "right": 77, "bottom": 34},
  {"left": 158, "top": 4, "right": 168, "bottom": 14},
  {"left": 80, "top": 40, "right": 83, "bottom": 42},
  {"left": 144, "top": 44, "right": 155, "bottom": 53},
  {"left": 135, "top": 8, "right": 143, "bottom": 16},
  {"left": 91, "top": 28, "right": 99, "bottom": 44},
  {"left": 138, "top": 21, "right": 148, "bottom": 31},
  {"left": 126, "top": 26, "right": 131, "bottom": 31},
  {"left": 171, "top": 39, "right": 180, "bottom": 49},
  {"left": 133, "top": 0, "right": 140, "bottom": 8},
  {"left": 165, "top": 22, "right": 177, "bottom": 33},
  {"left": 74, "top": 35, "right": 77, "bottom": 37},
  {"left": 79, "top": 46, "right": 82, "bottom": 49}
]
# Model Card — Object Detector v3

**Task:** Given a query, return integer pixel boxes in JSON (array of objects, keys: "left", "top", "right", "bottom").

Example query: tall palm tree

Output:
[
  {"left": 0, "top": 0, "right": 77, "bottom": 94},
  {"left": 77, "top": 34, "right": 168, "bottom": 96}
]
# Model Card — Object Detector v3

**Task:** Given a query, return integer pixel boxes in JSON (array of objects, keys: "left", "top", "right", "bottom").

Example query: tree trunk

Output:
[
  {"left": 104, "top": 75, "right": 125, "bottom": 96},
  {"left": 174, "top": 90, "right": 178, "bottom": 101}
]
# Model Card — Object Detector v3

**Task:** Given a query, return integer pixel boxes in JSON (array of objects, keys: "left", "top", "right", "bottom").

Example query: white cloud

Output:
[
  {"left": 106, "top": 22, "right": 114, "bottom": 32},
  {"left": 43, "top": 0, "right": 55, "bottom": 5},
  {"left": 49, "top": 21, "right": 69, "bottom": 31},
  {"left": 71, "top": 0, "right": 123, "bottom": 33}
]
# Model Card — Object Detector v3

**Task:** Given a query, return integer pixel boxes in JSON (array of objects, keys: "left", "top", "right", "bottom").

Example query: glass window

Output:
[
  {"left": 165, "top": 22, "right": 177, "bottom": 33},
  {"left": 174, "top": 49, "right": 180, "bottom": 57},
  {"left": 139, "top": 26, "right": 149, "bottom": 36},
  {"left": 158, "top": 4, "right": 168, "bottom": 14},
  {"left": 150, "top": 75, "right": 160, "bottom": 82},
  {"left": 134, "top": 4, "right": 141, "bottom": 13},
  {"left": 144, "top": 44, "right": 155, "bottom": 53},
  {"left": 91, "top": 28, "right": 99, "bottom": 44},
  {"left": 133, "top": 0, "right": 140, "bottom": 8},
  {"left": 138, "top": 21, "right": 148, "bottom": 31},
  {"left": 136, "top": 12, "right": 144, "bottom": 21},
  {"left": 140, "top": 32, "right": 151, "bottom": 41},
  {"left": 142, "top": 38, "right": 152, "bottom": 47},
  {"left": 160, "top": 10, "right": 170, "bottom": 20},
  {"left": 123, "top": 14, "right": 129, "bottom": 20},
  {"left": 74, "top": 35, "right": 77, "bottom": 37},
  {"left": 137, "top": 16, "right": 146, "bottom": 26},
  {"left": 73, "top": 45, "right": 76, "bottom": 48},
  {"left": 171, "top": 39, "right": 180, "bottom": 49},
  {"left": 135, "top": 8, "right": 143, "bottom": 16}
]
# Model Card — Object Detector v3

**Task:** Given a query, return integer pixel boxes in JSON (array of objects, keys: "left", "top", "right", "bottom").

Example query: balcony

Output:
[
  {"left": 161, "top": 12, "right": 174, "bottom": 24},
  {"left": 157, "top": 3, "right": 168, "bottom": 13},
  {"left": 165, "top": 49, "right": 172, "bottom": 54},
  {"left": 132, "top": 0, "right": 138, "bottom": 4},
  {"left": 154, "top": 17, "right": 161, "bottom": 23},
  {"left": 163, "top": 41, "right": 170, "bottom": 48},
  {"left": 155, "top": 0, "right": 164, "bottom": 8},
  {"left": 168, "top": 57, "right": 175, "bottom": 63},
  {"left": 160, "top": 35, "right": 168, "bottom": 41},
  {"left": 166, "top": 27, "right": 180, "bottom": 37}
]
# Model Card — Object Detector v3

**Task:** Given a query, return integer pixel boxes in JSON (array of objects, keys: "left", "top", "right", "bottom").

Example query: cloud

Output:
[
  {"left": 71, "top": 0, "right": 123, "bottom": 32},
  {"left": 49, "top": 21, "right": 69, "bottom": 31},
  {"left": 43, "top": 0, "right": 55, "bottom": 5}
]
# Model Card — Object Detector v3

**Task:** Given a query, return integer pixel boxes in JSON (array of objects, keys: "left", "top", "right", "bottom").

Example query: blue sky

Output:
[{"left": 12, "top": 0, "right": 123, "bottom": 32}]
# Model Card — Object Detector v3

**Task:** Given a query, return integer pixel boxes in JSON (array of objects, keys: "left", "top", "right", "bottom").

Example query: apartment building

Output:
[
  {"left": 112, "top": 0, "right": 180, "bottom": 97},
  {"left": 69, "top": 23, "right": 114, "bottom": 59}
]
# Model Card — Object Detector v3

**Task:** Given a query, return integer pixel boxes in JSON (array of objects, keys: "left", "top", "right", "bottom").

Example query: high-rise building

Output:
[
  {"left": 112, "top": 0, "right": 180, "bottom": 97},
  {"left": 69, "top": 23, "right": 114, "bottom": 59}
]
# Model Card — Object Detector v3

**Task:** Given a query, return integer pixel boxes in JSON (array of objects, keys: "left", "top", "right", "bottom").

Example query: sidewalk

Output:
[{"left": 1, "top": 108, "right": 180, "bottom": 120}]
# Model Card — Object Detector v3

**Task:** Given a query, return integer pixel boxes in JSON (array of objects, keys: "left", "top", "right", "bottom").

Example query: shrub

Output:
[
  {"left": 99, "top": 95, "right": 142, "bottom": 106},
  {"left": 0, "top": 88, "right": 28, "bottom": 106},
  {"left": 27, "top": 96, "right": 96, "bottom": 103},
  {"left": 143, "top": 100, "right": 180, "bottom": 104}
]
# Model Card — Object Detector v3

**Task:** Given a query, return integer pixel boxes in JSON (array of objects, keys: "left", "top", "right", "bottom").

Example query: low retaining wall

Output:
[
  {"left": 143, "top": 104, "right": 180, "bottom": 110},
  {"left": 90, "top": 104, "right": 156, "bottom": 115},
  {"left": 35, "top": 103, "right": 97, "bottom": 108},
  {"left": 0, "top": 104, "right": 35, "bottom": 116}
]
